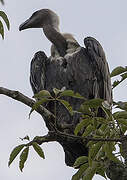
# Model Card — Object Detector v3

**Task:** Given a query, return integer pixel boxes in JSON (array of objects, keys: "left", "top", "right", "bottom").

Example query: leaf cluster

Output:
[
  {"left": 0, "top": 10, "right": 10, "bottom": 39},
  {"left": 73, "top": 99, "right": 121, "bottom": 179},
  {"left": 8, "top": 136, "right": 45, "bottom": 172},
  {"left": 8, "top": 65, "right": 127, "bottom": 179},
  {"left": 72, "top": 66, "right": 127, "bottom": 179},
  {"left": 29, "top": 88, "right": 85, "bottom": 118}
]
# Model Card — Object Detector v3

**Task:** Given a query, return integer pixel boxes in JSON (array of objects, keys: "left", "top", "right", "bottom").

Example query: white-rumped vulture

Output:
[{"left": 19, "top": 9, "right": 112, "bottom": 166}]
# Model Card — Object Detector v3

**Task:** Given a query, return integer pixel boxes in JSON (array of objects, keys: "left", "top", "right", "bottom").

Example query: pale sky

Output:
[{"left": 0, "top": 0, "right": 127, "bottom": 180}]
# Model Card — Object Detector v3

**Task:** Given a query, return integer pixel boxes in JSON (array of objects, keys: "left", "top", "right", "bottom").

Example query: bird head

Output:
[{"left": 19, "top": 9, "right": 60, "bottom": 31}]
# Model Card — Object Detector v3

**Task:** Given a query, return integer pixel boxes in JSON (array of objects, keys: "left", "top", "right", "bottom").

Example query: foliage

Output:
[
  {"left": 29, "top": 88, "right": 85, "bottom": 118},
  {"left": 32, "top": 142, "right": 45, "bottom": 159},
  {"left": 0, "top": 0, "right": 10, "bottom": 40},
  {"left": 1, "top": 1, "right": 127, "bottom": 177},
  {"left": 72, "top": 66, "right": 127, "bottom": 179},
  {"left": 0, "top": 10, "right": 10, "bottom": 39},
  {"left": 7, "top": 62, "right": 127, "bottom": 179},
  {"left": 19, "top": 147, "right": 29, "bottom": 172},
  {"left": 0, "top": 0, "right": 9, "bottom": 39},
  {"left": 8, "top": 144, "right": 25, "bottom": 167},
  {"left": 8, "top": 137, "right": 45, "bottom": 172}
]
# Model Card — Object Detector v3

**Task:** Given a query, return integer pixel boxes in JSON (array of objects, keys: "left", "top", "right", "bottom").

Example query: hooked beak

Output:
[
  {"left": 19, "top": 19, "right": 30, "bottom": 31},
  {"left": 19, "top": 18, "right": 34, "bottom": 31},
  {"left": 19, "top": 16, "right": 42, "bottom": 31}
]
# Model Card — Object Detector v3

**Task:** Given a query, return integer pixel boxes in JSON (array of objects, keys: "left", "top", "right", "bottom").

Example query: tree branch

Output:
[
  {"left": 0, "top": 86, "right": 124, "bottom": 144},
  {"left": 25, "top": 130, "right": 124, "bottom": 149},
  {"left": 86, "top": 137, "right": 121, "bottom": 142},
  {"left": 0, "top": 87, "right": 55, "bottom": 127},
  {"left": 26, "top": 131, "right": 83, "bottom": 146}
]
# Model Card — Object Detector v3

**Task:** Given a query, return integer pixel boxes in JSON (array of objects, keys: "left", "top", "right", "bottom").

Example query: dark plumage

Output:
[
  {"left": 84, "top": 37, "right": 112, "bottom": 105},
  {"left": 30, "top": 51, "right": 47, "bottom": 94},
  {"left": 19, "top": 9, "right": 112, "bottom": 166}
]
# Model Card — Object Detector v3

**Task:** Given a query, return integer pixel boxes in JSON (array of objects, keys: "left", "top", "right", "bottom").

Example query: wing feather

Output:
[
  {"left": 30, "top": 51, "right": 47, "bottom": 94},
  {"left": 84, "top": 37, "right": 112, "bottom": 105}
]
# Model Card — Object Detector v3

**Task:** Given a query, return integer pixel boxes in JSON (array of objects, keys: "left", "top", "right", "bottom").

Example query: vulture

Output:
[{"left": 19, "top": 9, "right": 112, "bottom": 166}]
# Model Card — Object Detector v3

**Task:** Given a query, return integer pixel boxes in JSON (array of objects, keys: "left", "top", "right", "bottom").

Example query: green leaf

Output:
[
  {"left": 117, "top": 118, "right": 127, "bottom": 126},
  {"left": 114, "top": 101, "right": 127, "bottom": 111},
  {"left": 112, "top": 72, "right": 127, "bottom": 89},
  {"left": 19, "top": 147, "right": 29, "bottom": 172},
  {"left": 53, "top": 88, "right": 63, "bottom": 97},
  {"left": 104, "top": 143, "right": 121, "bottom": 164},
  {"left": 92, "top": 118, "right": 98, "bottom": 129},
  {"left": 82, "top": 125, "right": 94, "bottom": 137},
  {"left": 87, "top": 141, "right": 98, "bottom": 148},
  {"left": 121, "top": 124, "right": 127, "bottom": 134},
  {"left": 95, "top": 117, "right": 106, "bottom": 124},
  {"left": 82, "top": 162, "right": 98, "bottom": 180},
  {"left": 107, "top": 153, "right": 121, "bottom": 164},
  {"left": 74, "top": 118, "right": 91, "bottom": 135},
  {"left": 103, "top": 126, "right": 111, "bottom": 137},
  {"left": 79, "top": 103, "right": 92, "bottom": 115},
  {"left": 33, "top": 90, "right": 52, "bottom": 99},
  {"left": 99, "top": 124, "right": 108, "bottom": 132},
  {"left": 110, "top": 66, "right": 127, "bottom": 77},
  {"left": 121, "top": 72, "right": 127, "bottom": 80},
  {"left": 32, "top": 142, "right": 45, "bottom": 159},
  {"left": 0, "top": 11, "right": 10, "bottom": 30},
  {"left": 0, "top": 20, "right": 4, "bottom": 39},
  {"left": 72, "top": 163, "right": 89, "bottom": 180},
  {"left": 60, "top": 90, "right": 85, "bottom": 99},
  {"left": 112, "top": 80, "right": 121, "bottom": 89},
  {"left": 96, "top": 166, "right": 107, "bottom": 179},
  {"left": 8, "top": 144, "right": 25, "bottom": 167},
  {"left": 83, "top": 99, "right": 104, "bottom": 108},
  {"left": 101, "top": 106, "right": 112, "bottom": 118},
  {"left": 96, "top": 147, "right": 105, "bottom": 160},
  {"left": 59, "top": 99, "right": 73, "bottom": 115},
  {"left": 29, "top": 98, "right": 49, "bottom": 118},
  {"left": 73, "top": 156, "right": 88, "bottom": 168},
  {"left": 113, "top": 111, "right": 127, "bottom": 119},
  {"left": 88, "top": 142, "right": 103, "bottom": 166}
]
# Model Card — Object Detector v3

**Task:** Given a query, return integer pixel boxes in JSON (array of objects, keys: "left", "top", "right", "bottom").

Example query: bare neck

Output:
[{"left": 43, "top": 24, "right": 67, "bottom": 57}]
